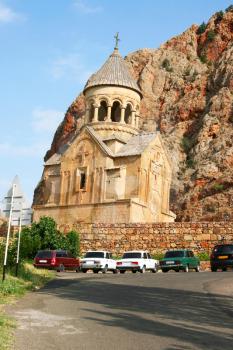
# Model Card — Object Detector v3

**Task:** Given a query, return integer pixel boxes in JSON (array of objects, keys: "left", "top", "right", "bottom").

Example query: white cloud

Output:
[
  {"left": 51, "top": 53, "right": 92, "bottom": 84},
  {"left": 0, "top": 141, "right": 48, "bottom": 157},
  {"left": 73, "top": 0, "right": 103, "bottom": 14},
  {"left": 32, "top": 108, "right": 64, "bottom": 132},
  {"left": 0, "top": 2, "right": 22, "bottom": 23}
]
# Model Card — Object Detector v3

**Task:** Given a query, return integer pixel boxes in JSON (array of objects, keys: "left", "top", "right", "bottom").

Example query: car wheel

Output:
[
  {"left": 175, "top": 269, "right": 180, "bottom": 272},
  {"left": 57, "top": 264, "right": 65, "bottom": 272},
  {"left": 102, "top": 265, "right": 108, "bottom": 274},
  {"left": 93, "top": 270, "right": 99, "bottom": 274},
  {"left": 184, "top": 265, "right": 189, "bottom": 273},
  {"left": 151, "top": 265, "right": 157, "bottom": 273},
  {"left": 132, "top": 270, "right": 137, "bottom": 273},
  {"left": 211, "top": 267, "right": 217, "bottom": 272},
  {"left": 222, "top": 267, "right": 227, "bottom": 272},
  {"left": 82, "top": 269, "right": 87, "bottom": 273},
  {"left": 162, "top": 269, "right": 168, "bottom": 273},
  {"left": 140, "top": 265, "right": 146, "bottom": 274},
  {"left": 113, "top": 269, "right": 118, "bottom": 274},
  {"left": 120, "top": 270, "right": 126, "bottom": 274},
  {"left": 195, "top": 265, "right": 200, "bottom": 272}
]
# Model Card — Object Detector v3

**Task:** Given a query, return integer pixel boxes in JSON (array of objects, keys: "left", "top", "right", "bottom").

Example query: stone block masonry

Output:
[{"left": 58, "top": 222, "right": 233, "bottom": 255}]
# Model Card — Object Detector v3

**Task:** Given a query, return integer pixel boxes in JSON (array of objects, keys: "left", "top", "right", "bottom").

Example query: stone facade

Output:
[{"left": 60, "top": 222, "right": 233, "bottom": 255}]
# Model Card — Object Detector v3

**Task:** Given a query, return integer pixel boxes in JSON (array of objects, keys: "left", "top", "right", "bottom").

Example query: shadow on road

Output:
[{"left": 39, "top": 275, "right": 233, "bottom": 350}]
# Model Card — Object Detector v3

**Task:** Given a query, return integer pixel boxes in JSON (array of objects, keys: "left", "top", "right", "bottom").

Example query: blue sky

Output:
[{"left": 0, "top": 0, "right": 232, "bottom": 205}]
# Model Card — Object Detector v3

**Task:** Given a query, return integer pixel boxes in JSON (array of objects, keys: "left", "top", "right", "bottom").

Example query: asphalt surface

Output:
[{"left": 8, "top": 271, "right": 233, "bottom": 350}]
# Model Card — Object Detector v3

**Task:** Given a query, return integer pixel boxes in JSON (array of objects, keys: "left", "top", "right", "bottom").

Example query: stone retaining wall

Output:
[{"left": 60, "top": 222, "right": 233, "bottom": 255}]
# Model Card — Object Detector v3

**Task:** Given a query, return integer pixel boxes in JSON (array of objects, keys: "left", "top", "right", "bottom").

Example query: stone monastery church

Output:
[{"left": 33, "top": 41, "right": 176, "bottom": 225}]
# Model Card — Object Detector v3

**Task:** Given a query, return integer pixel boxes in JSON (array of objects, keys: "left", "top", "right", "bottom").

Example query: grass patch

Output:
[
  {"left": 0, "top": 261, "right": 55, "bottom": 350},
  {"left": 0, "top": 311, "right": 15, "bottom": 350}
]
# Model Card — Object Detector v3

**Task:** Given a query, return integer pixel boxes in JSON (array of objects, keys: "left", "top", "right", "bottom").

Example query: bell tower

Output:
[{"left": 83, "top": 34, "right": 142, "bottom": 142}]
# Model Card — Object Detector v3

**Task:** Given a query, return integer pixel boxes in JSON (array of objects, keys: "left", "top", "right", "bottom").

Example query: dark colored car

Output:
[
  {"left": 34, "top": 250, "right": 80, "bottom": 272},
  {"left": 210, "top": 244, "right": 233, "bottom": 272},
  {"left": 160, "top": 249, "right": 200, "bottom": 273}
]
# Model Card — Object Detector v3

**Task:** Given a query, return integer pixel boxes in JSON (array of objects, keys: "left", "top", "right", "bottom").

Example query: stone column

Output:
[
  {"left": 120, "top": 107, "right": 126, "bottom": 124},
  {"left": 93, "top": 104, "right": 99, "bottom": 122},
  {"left": 85, "top": 108, "right": 90, "bottom": 124},
  {"left": 136, "top": 115, "right": 140, "bottom": 128},
  {"left": 131, "top": 110, "right": 136, "bottom": 127},
  {"left": 106, "top": 105, "right": 112, "bottom": 122}
]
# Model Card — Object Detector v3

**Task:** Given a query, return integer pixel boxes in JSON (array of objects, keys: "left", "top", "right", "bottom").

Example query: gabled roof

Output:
[
  {"left": 84, "top": 48, "right": 142, "bottom": 96},
  {"left": 102, "top": 133, "right": 127, "bottom": 144},
  {"left": 44, "top": 127, "right": 159, "bottom": 165},
  {"left": 115, "top": 132, "right": 157, "bottom": 157},
  {"left": 45, "top": 153, "right": 61, "bottom": 166}
]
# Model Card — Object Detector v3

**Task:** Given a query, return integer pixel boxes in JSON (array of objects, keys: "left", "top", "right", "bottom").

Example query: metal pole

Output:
[
  {"left": 2, "top": 183, "right": 16, "bottom": 281},
  {"left": 15, "top": 209, "right": 22, "bottom": 277}
]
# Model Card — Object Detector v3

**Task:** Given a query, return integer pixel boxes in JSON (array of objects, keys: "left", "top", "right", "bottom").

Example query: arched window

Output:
[
  {"left": 98, "top": 100, "right": 108, "bottom": 121},
  {"left": 89, "top": 103, "right": 95, "bottom": 122},
  {"left": 125, "top": 104, "right": 132, "bottom": 124},
  {"left": 111, "top": 101, "right": 121, "bottom": 122}
]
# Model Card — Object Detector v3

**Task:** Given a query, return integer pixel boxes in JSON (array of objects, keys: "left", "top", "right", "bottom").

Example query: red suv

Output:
[{"left": 34, "top": 250, "right": 80, "bottom": 272}]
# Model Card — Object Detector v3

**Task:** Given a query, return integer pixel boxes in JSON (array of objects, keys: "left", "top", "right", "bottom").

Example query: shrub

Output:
[
  {"left": 181, "top": 136, "right": 193, "bottom": 153},
  {"left": 226, "top": 5, "right": 233, "bottom": 12},
  {"left": 204, "top": 204, "right": 216, "bottom": 213},
  {"left": 186, "top": 158, "right": 196, "bottom": 169},
  {"left": 162, "top": 58, "right": 173, "bottom": 72},
  {"left": 216, "top": 10, "right": 224, "bottom": 20},
  {"left": 197, "top": 251, "right": 210, "bottom": 261},
  {"left": 197, "top": 22, "right": 207, "bottom": 34},
  {"left": 65, "top": 231, "right": 80, "bottom": 257},
  {"left": 199, "top": 54, "right": 208, "bottom": 64},
  {"left": 207, "top": 30, "right": 216, "bottom": 42},
  {"left": 152, "top": 252, "right": 164, "bottom": 260},
  {"left": 19, "top": 216, "right": 80, "bottom": 259},
  {"left": 212, "top": 183, "right": 224, "bottom": 192}
]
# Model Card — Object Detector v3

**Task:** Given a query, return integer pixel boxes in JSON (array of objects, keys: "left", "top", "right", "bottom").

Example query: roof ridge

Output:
[{"left": 84, "top": 49, "right": 142, "bottom": 96}]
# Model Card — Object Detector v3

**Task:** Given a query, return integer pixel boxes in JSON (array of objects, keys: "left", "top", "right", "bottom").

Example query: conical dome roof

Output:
[{"left": 84, "top": 48, "right": 142, "bottom": 96}]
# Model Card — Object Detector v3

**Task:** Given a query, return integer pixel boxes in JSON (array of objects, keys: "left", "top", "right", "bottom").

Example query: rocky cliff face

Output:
[{"left": 41, "top": 8, "right": 233, "bottom": 221}]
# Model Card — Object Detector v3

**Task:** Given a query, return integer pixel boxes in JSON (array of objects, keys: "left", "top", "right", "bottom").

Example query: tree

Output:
[
  {"left": 197, "top": 22, "right": 207, "bottom": 35},
  {"left": 20, "top": 216, "right": 80, "bottom": 258}
]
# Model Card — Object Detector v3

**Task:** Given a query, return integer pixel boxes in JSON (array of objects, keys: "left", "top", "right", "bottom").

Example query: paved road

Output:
[{"left": 9, "top": 271, "right": 233, "bottom": 350}]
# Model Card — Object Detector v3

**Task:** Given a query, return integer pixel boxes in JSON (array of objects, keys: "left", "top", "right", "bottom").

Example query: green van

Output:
[{"left": 160, "top": 249, "right": 200, "bottom": 273}]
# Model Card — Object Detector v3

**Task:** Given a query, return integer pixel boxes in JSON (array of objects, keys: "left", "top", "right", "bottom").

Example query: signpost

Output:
[
  {"left": 1, "top": 176, "right": 32, "bottom": 280},
  {"left": 2, "top": 184, "right": 16, "bottom": 281}
]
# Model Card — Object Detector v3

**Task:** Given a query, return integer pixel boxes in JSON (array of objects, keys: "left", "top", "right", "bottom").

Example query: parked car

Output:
[
  {"left": 80, "top": 251, "right": 117, "bottom": 273},
  {"left": 160, "top": 249, "right": 200, "bottom": 272},
  {"left": 116, "top": 251, "right": 159, "bottom": 273},
  {"left": 34, "top": 250, "right": 80, "bottom": 272},
  {"left": 210, "top": 244, "right": 233, "bottom": 272}
]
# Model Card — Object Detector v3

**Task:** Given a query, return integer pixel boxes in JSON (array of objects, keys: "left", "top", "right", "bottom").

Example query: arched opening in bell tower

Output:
[
  {"left": 125, "top": 104, "right": 132, "bottom": 124},
  {"left": 98, "top": 100, "right": 108, "bottom": 121},
  {"left": 111, "top": 101, "right": 121, "bottom": 122}
]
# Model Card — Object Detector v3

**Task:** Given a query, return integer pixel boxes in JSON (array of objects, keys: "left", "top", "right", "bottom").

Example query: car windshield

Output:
[
  {"left": 36, "top": 251, "right": 53, "bottom": 258},
  {"left": 164, "top": 251, "right": 185, "bottom": 258},
  {"left": 84, "top": 252, "right": 105, "bottom": 258},
  {"left": 122, "top": 252, "right": 142, "bottom": 259},
  {"left": 213, "top": 245, "right": 233, "bottom": 254}
]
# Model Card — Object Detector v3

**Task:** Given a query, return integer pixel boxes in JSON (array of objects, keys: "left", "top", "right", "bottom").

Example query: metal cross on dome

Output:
[{"left": 114, "top": 32, "right": 120, "bottom": 49}]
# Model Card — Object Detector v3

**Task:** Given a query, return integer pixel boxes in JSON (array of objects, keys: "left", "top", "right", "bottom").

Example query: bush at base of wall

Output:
[{"left": 0, "top": 216, "right": 80, "bottom": 267}]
